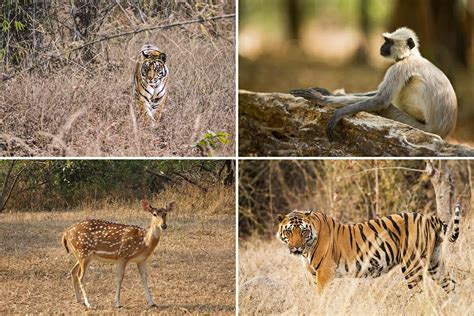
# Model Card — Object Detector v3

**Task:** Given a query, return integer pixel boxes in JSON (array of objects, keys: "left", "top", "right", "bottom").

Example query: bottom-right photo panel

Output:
[{"left": 238, "top": 160, "right": 472, "bottom": 315}]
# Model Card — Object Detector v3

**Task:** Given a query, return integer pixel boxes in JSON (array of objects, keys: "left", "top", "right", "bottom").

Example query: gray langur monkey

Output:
[{"left": 290, "top": 27, "right": 457, "bottom": 142}]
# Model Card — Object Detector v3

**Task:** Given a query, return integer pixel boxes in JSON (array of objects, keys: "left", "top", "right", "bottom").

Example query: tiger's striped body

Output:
[
  {"left": 134, "top": 44, "right": 169, "bottom": 122},
  {"left": 277, "top": 205, "right": 461, "bottom": 293}
]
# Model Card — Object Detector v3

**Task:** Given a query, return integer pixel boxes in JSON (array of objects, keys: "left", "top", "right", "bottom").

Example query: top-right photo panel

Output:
[{"left": 238, "top": 0, "right": 474, "bottom": 157}]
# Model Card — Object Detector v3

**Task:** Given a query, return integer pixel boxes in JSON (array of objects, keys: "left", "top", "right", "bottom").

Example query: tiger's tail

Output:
[{"left": 448, "top": 203, "right": 461, "bottom": 243}]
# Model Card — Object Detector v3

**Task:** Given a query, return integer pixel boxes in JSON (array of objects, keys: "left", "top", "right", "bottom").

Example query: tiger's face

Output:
[
  {"left": 277, "top": 211, "right": 316, "bottom": 255},
  {"left": 141, "top": 57, "right": 167, "bottom": 84}
]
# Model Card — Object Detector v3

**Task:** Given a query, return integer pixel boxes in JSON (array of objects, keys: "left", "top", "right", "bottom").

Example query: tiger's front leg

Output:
[
  {"left": 305, "top": 258, "right": 335, "bottom": 293},
  {"left": 315, "top": 267, "right": 335, "bottom": 293},
  {"left": 153, "top": 99, "right": 166, "bottom": 122}
]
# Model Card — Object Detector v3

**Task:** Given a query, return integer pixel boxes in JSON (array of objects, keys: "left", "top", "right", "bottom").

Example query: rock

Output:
[{"left": 239, "top": 90, "right": 474, "bottom": 157}]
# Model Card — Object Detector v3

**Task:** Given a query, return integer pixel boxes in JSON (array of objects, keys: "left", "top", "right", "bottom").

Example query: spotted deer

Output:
[{"left": 62, "top": 200, "right": 176, "bottom": 309}]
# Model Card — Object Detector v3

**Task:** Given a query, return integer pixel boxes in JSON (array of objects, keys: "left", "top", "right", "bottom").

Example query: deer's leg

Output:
[
  {"left": 115, "top": 259, "right": 127, "bottom": 308},
  {"left": 77, "top": 258, "right": 92, "bottom": 308},
  {"left": 137, "top": 261, "right": 156, "bottom": 307},
  {"left": 70, "top": 262, "right": 81, "bottom": 303}
]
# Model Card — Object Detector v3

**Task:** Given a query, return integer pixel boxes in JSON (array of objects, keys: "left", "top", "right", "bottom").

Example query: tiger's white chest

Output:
[{"left": 143, "top": 80, "right": 166, "bottom": 115}]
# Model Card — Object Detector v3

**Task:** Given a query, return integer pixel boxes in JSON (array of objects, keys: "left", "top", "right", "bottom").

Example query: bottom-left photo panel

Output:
[{"left": 0, "top": 159, "right": 235, "bottom": 314}]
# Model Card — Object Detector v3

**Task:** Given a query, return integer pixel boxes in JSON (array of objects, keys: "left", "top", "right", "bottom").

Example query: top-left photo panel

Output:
[{"left": 1, "top": 1, "right": 236, "bottom": 157}]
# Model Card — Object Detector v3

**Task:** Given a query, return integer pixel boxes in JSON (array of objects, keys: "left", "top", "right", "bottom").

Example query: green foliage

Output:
[
  {"left": 14, "top": 20, "right": 24, "bottom": 31},
  {"left": 195, "top": 130, "right": 230, "bottom": 156},
  {"left": 240, "top": 0, "right": 395, "bottom": 37},
  {"left": 0, "top": 160, "right": 228, "bottom": 212},
  {"left": 2, "top": 19, "right": 10, "bottom": 32},
  {"left": 1, "top": 18, "right": 24, "bottom": 32}
]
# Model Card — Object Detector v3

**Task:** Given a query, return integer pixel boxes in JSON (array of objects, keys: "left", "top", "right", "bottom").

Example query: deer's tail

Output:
[{"left": 62, "top": 233, "right": 70, "bottom": 253}]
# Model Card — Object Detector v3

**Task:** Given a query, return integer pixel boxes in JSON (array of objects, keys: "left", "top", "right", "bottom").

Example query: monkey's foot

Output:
[
  {"left": 326, "top": 111, "right": 343, "bottom": 142},
  {"left": 289, "top": 87, "right": 332, "bottom": 102}
]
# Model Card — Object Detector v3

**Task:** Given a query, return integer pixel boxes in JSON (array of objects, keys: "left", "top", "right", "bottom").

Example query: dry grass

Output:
[
  {"left": 1, "top": 21, "right": 235, "bottom": 157},
  {"left": 0, "top": 185, "right": 235, "bottom": 314},
  {"left": 238, "top": 215, "right": 473, "bottom": 315}
]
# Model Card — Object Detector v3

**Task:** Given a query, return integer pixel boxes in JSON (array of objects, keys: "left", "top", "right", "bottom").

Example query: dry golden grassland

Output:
[
  {"left": 239, "top": 215, "right": 473, "bottom": 315},
  {"left": 1, "top": 23, "right": 235, "bottom": 157},
  {"left": 0, "top": 185, "right": 235, "bottom": 314}
]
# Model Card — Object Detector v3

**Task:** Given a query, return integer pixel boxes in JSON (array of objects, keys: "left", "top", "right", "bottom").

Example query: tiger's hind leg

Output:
[
  {"left": 428, "top": 244, "right": 456, "bottom": 293},
  {"left": 400, "top": 257, "right": 426, "bottom": 292}
]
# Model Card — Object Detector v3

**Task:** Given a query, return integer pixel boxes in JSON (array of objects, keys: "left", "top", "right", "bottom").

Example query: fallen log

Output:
[{"left": 239, "top": 90, "right": 474, "bottom": 157}]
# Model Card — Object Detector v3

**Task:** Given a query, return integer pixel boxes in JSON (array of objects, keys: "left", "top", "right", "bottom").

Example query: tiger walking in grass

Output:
[
  {"left": 134, "top": 44, "right": 169, "bottom": 122},
  {"left": 276, "top": 204, "right": 461, "bottom": 293}
]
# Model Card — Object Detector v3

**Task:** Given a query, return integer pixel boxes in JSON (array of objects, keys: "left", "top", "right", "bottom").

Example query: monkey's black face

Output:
[{"left": 380, "top": 37, "right": 393, "bottom": 57}]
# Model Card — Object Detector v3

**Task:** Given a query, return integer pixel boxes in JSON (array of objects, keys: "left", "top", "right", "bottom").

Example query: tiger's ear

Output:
[
  {"left": 159, "top": 53, "right": 167, "bottom": 63},
  {"left": 277, "top": 214, "right": 285, "bottom": 222},
  {"left": 305, "top": 210, "right": 313, "bottom": 216}
]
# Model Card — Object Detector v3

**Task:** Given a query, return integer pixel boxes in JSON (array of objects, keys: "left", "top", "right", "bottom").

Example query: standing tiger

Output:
[
  {"left": 277, "top": 205, "right": 461, "bottom": 293},
  {"left": 134, "top": 44, "right": 169, "bottom": 122}
]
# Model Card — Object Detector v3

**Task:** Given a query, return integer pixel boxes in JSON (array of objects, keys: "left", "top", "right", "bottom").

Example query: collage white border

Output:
[{"left": 2, "top": 1, "right": 473, "bottom": 314}]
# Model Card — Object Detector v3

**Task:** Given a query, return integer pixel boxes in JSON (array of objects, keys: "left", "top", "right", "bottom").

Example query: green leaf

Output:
[
  {"left": 2, "top": 20, "right": 11, "bottom": 32},
  {"left": 14, "top": 21, "right": 24, "bottom": 31}
]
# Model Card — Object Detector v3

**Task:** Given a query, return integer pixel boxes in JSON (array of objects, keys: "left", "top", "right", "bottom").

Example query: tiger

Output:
[
  {"left": 276, "top": 204, "right": 461, "bottom": 293},
  {"left": 134, "top": 44, "right": 169, "bottom": 122}
]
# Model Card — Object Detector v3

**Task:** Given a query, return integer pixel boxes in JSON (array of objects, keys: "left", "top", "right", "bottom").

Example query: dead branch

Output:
[
  {"left": 1, "top": 14, "right": 235, "bottom": 81},
  {"left": 68, "top": 13, "right": 236, "bottom": 52},
  {"left": 171, "top": 171, "right": 208, "bottom": 192},
  {"left": 144, "top": 168, "right": 174, "bottom": 182},
  {"left": 0, "top": 161, "right": 26, "bottom": 212}
]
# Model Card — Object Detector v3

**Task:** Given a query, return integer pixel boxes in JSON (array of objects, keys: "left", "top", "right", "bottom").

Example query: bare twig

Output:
[{"left": 337, "top": 166, "right": 426, "bottom": 179}]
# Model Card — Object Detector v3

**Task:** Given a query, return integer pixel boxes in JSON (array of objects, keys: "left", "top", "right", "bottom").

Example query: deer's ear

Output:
[
  {"left": 166, "top": 201, "right": 176, "bottom": 212},
  {"left": 141, "top": 200, "right": 150, "bottom": 211}
]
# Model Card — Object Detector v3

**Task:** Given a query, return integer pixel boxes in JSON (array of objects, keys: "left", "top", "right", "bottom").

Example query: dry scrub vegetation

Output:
[
  {"left": 1, "top": 3, "right": 235, "bottom": 157},
  {"left": 238, "top": 218, "right": 473, "bottom": 315},
  {"left": 0, "top": 184, "right": 235, "bottom": 314}
]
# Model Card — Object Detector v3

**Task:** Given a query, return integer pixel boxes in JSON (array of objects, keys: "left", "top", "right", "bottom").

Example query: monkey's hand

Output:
[
  {"left": 326, "top": 109, "right": 344, "bottom": 142},
  {"left": 289, "top": 87, "right": 332, "bottom": 103}
]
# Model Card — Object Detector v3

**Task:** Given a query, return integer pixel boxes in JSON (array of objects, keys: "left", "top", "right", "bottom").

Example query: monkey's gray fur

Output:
[{"left": 290, "top": 27, "right": 457, "bottom": 141}]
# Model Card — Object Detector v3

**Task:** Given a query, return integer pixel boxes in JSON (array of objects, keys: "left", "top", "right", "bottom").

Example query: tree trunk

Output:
[
  {"left": 286, "top": 0, "right": 301, "bottom": 42},
  {"left": 0, "top": 161, "right": 25, "bottom": 212},
  {"left": 353, "top": 0, "right": 370, "bottom": 64},
  {"left": 425, "top": 160, "right": 454, "bottom": 222}
]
